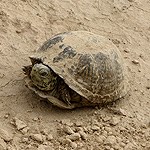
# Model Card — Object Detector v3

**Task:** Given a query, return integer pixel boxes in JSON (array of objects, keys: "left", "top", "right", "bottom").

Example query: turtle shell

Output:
[{"left": 34, "top": 31, "right": 128, "bottom": 104}]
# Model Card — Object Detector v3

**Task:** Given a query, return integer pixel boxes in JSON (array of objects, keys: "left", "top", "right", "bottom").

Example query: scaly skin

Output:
[
  {"left": 23, "top": 57, "right": 75, "bottom": 107},
  {"left": 23, "top": 61, "right": 96, "bottom": 108}
]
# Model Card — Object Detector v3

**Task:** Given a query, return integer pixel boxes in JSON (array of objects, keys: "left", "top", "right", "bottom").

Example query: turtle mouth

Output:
[
  {"left": 36, "top": 83, "right": 51, "bottom": 91},
  {"left": 35, "top": 81, "right": 55, "bottom": 91},
  {"left": 37, "top": 84, "right": 46, "bottom": 89}
]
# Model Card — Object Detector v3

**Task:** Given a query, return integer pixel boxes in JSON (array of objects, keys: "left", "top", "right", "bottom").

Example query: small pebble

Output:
[
  {"left": 61, "top": 119, "right": 73, "bottom": 126},
  {"left": 67, "top": 133, "right": 80, "bottom": 141},
  {"left": 75, "top": 121, "right": 83, "bottom": 127},
  {"left": 6, "top": 145, "right": 16, "bottom": 150},
  {"left": 78, "top": 131, "right": 87, "bottom": 140},
  {"left": 63, "top": 126, "right": 74, "bottom": 135},
  {"left": 83, "top": 127, "right": 88, "bottom": 132},
  {"left": 77, "top": 142, "right": 84, "bottom": 148},
  {"left": 102, "top": 130, "right": 108, "bottom": 137},
  {"left": 108, "top": 108, "right": 127, "bottom": 116},
  {"left": 110, "top": 117, "right": 120, "bottom": 126},
  {"left": 21, "top": 127, "right": 29, "bottom": 134},
  {"left": 25, "top": 144, "right": 32, "bottom": 149},
  {"left": 37, "top": 145, "right": 45, "bottom": 150},
  {"left": 141, "top": 142, "right": 146, "bottom": 147},
  {"left": 91, "top": 125, "right": 100, "bottom": 131},
  {"left": 0, "top": 128, "right": 12, "bottom": 142},
  {"left": 132, "top": 60, "right": 139, "bottom": 64},
  {"left": 124, "top": 143, "right": 134, "bottom": 150},
  {"left": 119, "top": 126, "right": 126, "bottom": 131},
  {"left": 124, "top": 49, "right": 129, "bottom": 53},
  {"left": 42, "top": 135, "right": 46, "bottom": 142},
  {"left": 113, "top": 144, "right": 121, "bottom": 150},
  {"left": 120, "top": 142, "right": 126, "bottom": 147},
  {"left": 61, "top": 138, "right": 72, "bottom": 145},
  {"left": 47, "top": 134, "right": 53, "bottom": 141},
  {"left": 13, "top": 117, "right": 27, "bottom": 130},
  {"left": 104, "top": 127, "right": 112, "bottom": 132},
  {"left": 102, "top": 116, "right": 111, "bottom": 122},
  {"left": 94, "top": 110, "right": 98, "bottom": 114},
  {"left": 116, "top": 137, "right": 122, "bottom": 143},
  {"left": 105, "top": 145, "right": 111, "bottom": 150},
  {"left": 105, "top": 135, "right": 117, "bottom": 146},
  {"left": 43, "top": 141, "right": 49, "bottom": 145},
  {"left": 70, "top": 141, "right": 77, "bottom": 149},
  {"left": 140, "top": 90, "right": 144, "bottom": 95},
  {"left": 95, "top": 135, "right": 105, "bottom": 144},
  {"left": 117, "top": 108, "right": 127, "bottom": 116},
  {"left": 75, "top": 127, "right": 83, "bottom": 132},
  {"left": 93, "top": 119, "right": 99, "bottom": 126},
  {"left": 41, "top": 129, "right": 49, "bottom": 135},
  {"left": 33, "top": 117, "right": 39, "bottom": 121},
  {"left": 4, "top": 114, "right": 9, "bottom": 119},
  {"left": 16, "top": 30, "right": 22, "bottom": 33},
  {"left": 108, "top": 131, "right": 113, "bottom": 135},
  {"left": 21, "top": 137, "right": 29, "bottom": 143},
  {"left": 31, "top": 134, "right": 43, "bottom": 143}
]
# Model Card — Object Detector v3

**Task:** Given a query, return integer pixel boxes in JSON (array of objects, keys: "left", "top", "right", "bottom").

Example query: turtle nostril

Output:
[{"left": 32, "top": 68, "right": 37, "bottom": 72}]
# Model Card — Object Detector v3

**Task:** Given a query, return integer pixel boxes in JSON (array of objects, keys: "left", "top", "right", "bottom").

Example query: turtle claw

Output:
[
  {"left": 22, "top": 65, "right": 32, "bottom": 77},
  {"left": 22, "top": 57, "right": 43, "bottom": 77},
  {"left": 47, "top": 97, "right": 76, "bottom": 109},
  {"left": 29, "top": 56, "right": 43, "bottom": 65}
]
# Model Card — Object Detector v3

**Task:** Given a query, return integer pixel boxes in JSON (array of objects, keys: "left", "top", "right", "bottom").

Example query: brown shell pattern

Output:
[{"left": 34, "top": 31, "right": 128, "bottom": 104}]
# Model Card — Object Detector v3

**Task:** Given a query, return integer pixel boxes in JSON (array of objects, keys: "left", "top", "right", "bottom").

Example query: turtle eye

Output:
[{"left": 40, "top": 70, "right": 48, "bottom": 76}]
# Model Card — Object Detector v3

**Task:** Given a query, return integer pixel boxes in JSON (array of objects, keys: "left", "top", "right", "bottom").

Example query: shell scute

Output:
[
  {"left": 33, "top": 31, "right": 128, "bottom": 104},
  {"left": 53, "top": 45, "right": 77, "bottom": 63}
]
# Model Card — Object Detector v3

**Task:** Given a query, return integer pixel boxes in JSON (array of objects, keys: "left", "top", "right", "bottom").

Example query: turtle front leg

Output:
[
  {"left": 48, "top": 97, "right": 95, "bottom": 109},
  {"left": 22, "top": 65, "right": 32, "bottom": 77},
  {"left": 47, "top": 97, "right": 77, "bottom": 109},
  {"left": 29, "top": 56, "right": 43, "bottom": 65},
  {"left": 57, "top": 79, "right": 72, "bottom": 106}
]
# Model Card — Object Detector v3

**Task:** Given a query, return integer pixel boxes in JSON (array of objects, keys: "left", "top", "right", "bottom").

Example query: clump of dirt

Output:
[{"left": 0, "top": 0, "right": 149, "bottom": 150}]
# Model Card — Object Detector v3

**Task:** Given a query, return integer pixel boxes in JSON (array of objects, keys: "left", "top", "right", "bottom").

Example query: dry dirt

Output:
[{"left": 0, "top": 0, "right": 150, "bottom": 150}]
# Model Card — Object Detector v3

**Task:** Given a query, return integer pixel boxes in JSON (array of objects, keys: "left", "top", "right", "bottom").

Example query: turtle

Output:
[{"left": 23, "top": 31, "right": 128, "bottom": 109}]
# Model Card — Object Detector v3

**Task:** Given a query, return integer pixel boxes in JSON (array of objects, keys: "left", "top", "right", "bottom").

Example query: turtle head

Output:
[{"left": 30, "top": 63, "right": 58, "bottom": 91}]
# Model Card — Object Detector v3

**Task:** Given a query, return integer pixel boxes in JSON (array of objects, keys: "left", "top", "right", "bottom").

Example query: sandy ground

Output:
[{"left": 0, "top": 0, "right": 150, "bottom": 149}]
